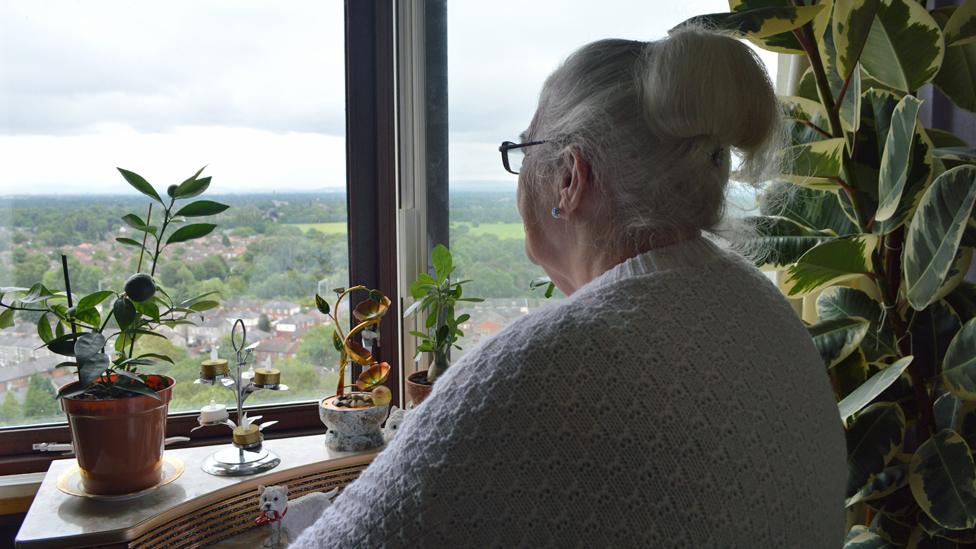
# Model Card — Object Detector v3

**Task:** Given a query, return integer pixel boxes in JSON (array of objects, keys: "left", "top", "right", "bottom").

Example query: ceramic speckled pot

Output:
[{"left": 319, "top": 394, "right": 389, "bottom": 452}]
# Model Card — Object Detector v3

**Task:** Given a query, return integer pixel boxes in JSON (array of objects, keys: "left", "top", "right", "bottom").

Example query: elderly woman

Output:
[{"left": 293, "top": 28, "right": 846, "bottom": 548}]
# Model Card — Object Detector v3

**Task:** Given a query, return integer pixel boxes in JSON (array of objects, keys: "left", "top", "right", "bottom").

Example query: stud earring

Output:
[{"left": 551, "top": 207, "right": 561, "bottom": 219}]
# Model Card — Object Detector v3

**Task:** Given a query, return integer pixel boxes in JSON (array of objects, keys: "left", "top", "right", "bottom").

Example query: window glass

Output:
[
  {"left": 446, "top": 1, "right": 779, "bottom": 356},
  {"left": 0, "top": 1, "right": 347, "bottom": 427}
]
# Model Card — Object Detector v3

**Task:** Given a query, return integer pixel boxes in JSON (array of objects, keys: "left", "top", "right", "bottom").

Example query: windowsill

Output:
[
  {"left": 0, "top": 473, "right": 44, "bottom": 516},
  {"left": 14, "top": 434, "right": 378, "bottom": 548}
]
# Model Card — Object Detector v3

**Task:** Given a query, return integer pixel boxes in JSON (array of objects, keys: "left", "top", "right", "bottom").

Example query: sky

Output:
[{"left": 0, "top": 0, "right": 776, "bottom": 195}]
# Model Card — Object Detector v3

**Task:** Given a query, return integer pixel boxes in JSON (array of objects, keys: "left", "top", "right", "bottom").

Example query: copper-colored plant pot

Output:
[
  {"left": 60, "top": 374, "right": 174, "bottom": 495},
  {"left": 405, "top": 370, "right": 433, "bottom": 407}
]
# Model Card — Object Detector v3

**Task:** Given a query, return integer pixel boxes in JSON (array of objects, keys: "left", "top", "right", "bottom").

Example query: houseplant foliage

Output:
[
  {"left": 681, "top": 0, "right": 976, "bottom": 544},
  {"left": 404, "top": 244, "right": 482, "bottom": 384},
  {"left": 0, "top": 166, "right": 226, "bottom": 399},
  {"left": 0, "top": 166, "right": 227, "bottom": 494}
]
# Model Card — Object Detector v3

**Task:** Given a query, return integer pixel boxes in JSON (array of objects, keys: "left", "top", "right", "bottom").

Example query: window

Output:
[
  {"left": 435, "top": 1, "right": 780, "bottom": 356},
  {"left": 0, "top": 1, "right": 392, "bottom": 468}
]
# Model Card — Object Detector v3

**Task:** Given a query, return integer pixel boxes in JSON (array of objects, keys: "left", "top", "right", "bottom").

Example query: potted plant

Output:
[
  {"left": 314, "top": 285, "right": 394, "bottom": 451},
  {"left": 403, "top": 244, "right": 482, "bottom": 406},
  {"left": 680, "top": 1, "right": 976, "bottom": 543},
  {"left": 0, "top": 167, "right": 228, "bottom": 495}
]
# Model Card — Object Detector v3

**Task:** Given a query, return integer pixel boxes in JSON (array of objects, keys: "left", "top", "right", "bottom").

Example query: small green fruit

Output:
[
  {"left": 124, "top": 273, "right": 157, "bottom": 302},
  {"left": 371, "top": 385, "right": 392, "bottom": 406},
  {"left": 167, "top": 184, "right": 179, "bottom": 197}
]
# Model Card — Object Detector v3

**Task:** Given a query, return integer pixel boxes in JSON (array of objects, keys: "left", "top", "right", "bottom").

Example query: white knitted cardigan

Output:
[{"left": 292, "top": 236, "right": 847, "bottom": 548}]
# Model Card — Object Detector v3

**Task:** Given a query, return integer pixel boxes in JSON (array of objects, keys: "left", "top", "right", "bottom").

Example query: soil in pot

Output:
[
  {"left": 61, "top": 374, "right": 174, "bottom": 495},
  {"left": 405, "top": 370, "right": 433, "bottom": 407}
]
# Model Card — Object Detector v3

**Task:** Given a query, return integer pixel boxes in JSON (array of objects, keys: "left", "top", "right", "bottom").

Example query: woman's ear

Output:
[{"left": 558, "top": 147, "right": 590, "bottom": 217}]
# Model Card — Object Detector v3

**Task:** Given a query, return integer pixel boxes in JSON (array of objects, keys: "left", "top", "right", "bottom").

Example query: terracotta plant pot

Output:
[
  {"left": 60, "top": 374, "right": 174, "bottom": 496},
  {"left": 319, "top": 394, "right": 389, "bottom": 452},
  {"left": 405, "top": 370, "right": 433, "bottom": 407}
]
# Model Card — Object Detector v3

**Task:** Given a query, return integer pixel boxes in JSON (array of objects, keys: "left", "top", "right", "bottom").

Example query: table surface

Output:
[{"left": 15, "top": 435, "right": 372, "bottom": 548}]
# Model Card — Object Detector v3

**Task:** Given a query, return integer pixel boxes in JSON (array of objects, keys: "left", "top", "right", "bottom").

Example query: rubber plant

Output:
[
  {"left": 314, "top": 286, "right": 392, "bottom": 402},
  {"left": 0, "top": 166, "right": 228, "bottom": 400},
  {"left": 681, "top": 1, "right": 976, "bottom": 545},
  {"left": 403, "top": 244, "right": 483, "bottom": 383}
]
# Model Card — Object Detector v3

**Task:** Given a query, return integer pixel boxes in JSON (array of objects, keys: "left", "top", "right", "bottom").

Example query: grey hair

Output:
[{"left": 523, "top": 27, "right": 782, "bottom": 254}]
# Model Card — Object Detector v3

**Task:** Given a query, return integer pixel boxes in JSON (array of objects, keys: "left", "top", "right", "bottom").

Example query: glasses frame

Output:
[{"left": 498, "top": 140, "right": 549, "bottom": 175}]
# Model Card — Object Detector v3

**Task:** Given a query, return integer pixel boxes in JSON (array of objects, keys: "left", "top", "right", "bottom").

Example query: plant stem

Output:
[
  {"left": 880, "top": 229, "right": 936, "bottom": 441},
  {"left": 149, "top": 200, "right": 174, "bottom": 278},
  {"left": 137, "top": 203, "right": 153, "bottom": 273},
  {"left": 793, "top": 26, "right": 844, "bottom": 138}
]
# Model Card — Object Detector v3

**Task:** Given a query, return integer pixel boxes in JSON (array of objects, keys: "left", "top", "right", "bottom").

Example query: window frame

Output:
[{"left": 0, "top": 0, "right": 401, "bottom": 475}]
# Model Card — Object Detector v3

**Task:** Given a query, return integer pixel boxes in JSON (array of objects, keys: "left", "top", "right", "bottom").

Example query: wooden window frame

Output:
[{"left": 0, "top": 0, "right": 400, "bottom": 476}]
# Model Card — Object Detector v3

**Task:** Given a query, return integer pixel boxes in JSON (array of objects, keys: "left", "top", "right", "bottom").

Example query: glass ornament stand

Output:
[{"left": 195, "top": 319, "right": 289, "bottom": 476}]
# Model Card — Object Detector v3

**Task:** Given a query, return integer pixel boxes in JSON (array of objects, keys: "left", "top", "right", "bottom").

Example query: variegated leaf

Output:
[
  {"left": 784, "top": 235, "right": 878, "bottom": 297},
  {"left": 945, "top": 0, "right": 976, "bottom": 46},
  {"left": 933, "top": 6, "right": 976, "bottom": 113},
  {"left": 744, "top": 215, "right": 834, "bottom": 269},
  {"left": 843, "top": 529, "right": 892, "bottom": 548},
  {"left": 839, "top": 356, "right": 913, "bottom": 420},
  {"left": 911, "top": 300, "right": 962, "bottom": 380},
  {"left": 677, "top": 4, "right": 825, "bottom": 39},
  {"left": 903, "top": 165, "right": 976, "bottom": 310},
  {"left": 820, "top": 20, "right": 863, "bottom": 146},
  {"left": 847, "top": 402, "right": 906, "bottom": 498},
  {"left": 762, "top": 183, "right": 859, "bottom": 236},
  {"left": 781, "top": 138, "right": 847, "bottom": 189},
  {"left": 909, "top": 428, "right": 976, "bottom": 530},
  {"left": 817, "top": 287, "right": 899, "bottom": 361},
  {"left": 847, "top": 463, "right": 909, "bottom": 506},
  {"left": 942, "top": 318, "right": 976, "bottom": 400},
  {"left": 809, "top": 316, "right": 871, "bottom": 368},
  {"left": 727, "top": 0, "right": 830, "bottom": 54},
  {"left": 834, "top": 0, "right": 881, "bottom": 79},
  {"left": 876, "top": 95, "right": 924, "bottom": 221},
  {"left": 860, "top": 0, "right": 945, "bottom": 92},
  {"left": 782, "top": 95, "right": 831, "bottom": 145},
  {"left": 873, "top": 125, "right": 935, "bottom": 235}
]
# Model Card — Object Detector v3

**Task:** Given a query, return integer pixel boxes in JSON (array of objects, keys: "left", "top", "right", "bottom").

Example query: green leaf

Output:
[
  {"left": 934, "top": 247, "right": 973, "bottom": 303},
  {"left": 135, "top": 352, "right": 175, "bottom": 365},
  {"left": 431, "top": 244, "right": 453, "bottom": 282},
  {"left": 910, "top": 300, "right": 962, "bottom": 379},
  {"left": 113, "top": 376, "right": 161, "bottom": 400},
  {"left": 820, "top": 21, "right": 862, "bottom": 149},
  {"left": 809, "top": 316, "right": 871, "bottom": 368},
  {"left": 75, "top": 290, "right": 115, "bottom": 312},
  {"left": 903, "top": 165, "right": 976, "bottom": 310},
  {"left": 817, "top": 287, "right": 898, "bottom": 361},
  {"left": 846, "top": 463, "right": 909, "bottom": 507},
  {"left": 133, "top": 299, "right": 160, "bottom": 322},
  {"left": 36, "top": 314, "right": 53, "bottom": 343},
  {"left": 945, "top": 0, "right": 976, "bottom": 46},
  {"left": 946, "top": 282, "right": 976, "bottom": 320},
  {"left": 909, "top": 428, "right": 976, "bottom": 530},
  {"left": 174, "top": 200, "right": 229, "bottom": 217},
  {"left": 45, "top": 332, "right": 80, "bottom": 356},
  {"left": 188, "top": 300, "right": 219, "bottom": 312},
  {"left": 780, "top": 138, "right": 847, "bottom": 189},
  {"left": 113, "top": 297, "right": 136, "bottom": 331},
  {"left": 0, "top": 308, "right": 15, "bottom": 329},
  {"left": 934, "top": 28, "right": 976, "bottom": 113},
  {"left": 117, "top": 168, "right": 163, "bottom": 203},
  {"left": 846, "top": 402, "right": 906, "bottom": 498},
  {"left": 843, "top": 528, "right": 890, "bottom": 548},
  {"left": 762, "top": 183, "right": 858, "bottom": 236},
  {"left": 674, "top": 5, "right": 825, "bottom": 39},
  {"left": 74, "top": 332, "right": 106, "bottom": 359},
  {"left": 942, "top": 318, "right": 976, "bottom": 400},
  {"left": 115, "top": 237, "right": 145, "bottom": 248},
  {"left": 402, "top": 298, "right": 426, "bottom": 319},
  {"left": 860, "top": 0, "right": 945, "bottom": 92},
  {"left": 173, "top": 172, "right": 211, "bottom": 199},
  {"left": 873, "top": 121, "right": 935, "bottom": 236},
  {"left": 20, "top": 283, "right": 57, "bottom": 304},
  {"left": 165, "top": 223, "right": 217, "bottom": 245},
  {"left": 744, "top": 215, "right": 834, "bottom": 269},
  {"left": 315, "top": 294, "right": 331, "bottom": 315},
  {"left": 77, "top": 353, "right": 110, "bottom": 388},
  {"left": 839, "top": 356, "right": 913, "bottom": 421},
  {"left": 727, "top": 0, "right": 833, "bottom": 54},
  {"left": 833, "top": 0, "right": 881, "bottom": 79},
  {"left": 332, "top": 329, "right": 343, "bottom": 352},
  {"left": 121, "top": 214, "right": 153, "bottom": 233},
  {"left": 876, "top": 95, "right": 923, "bottom": 221},
  {"left": 783, "top": 235, "right": 878, "bottom": 297},
  {"left": 781, "top": 95, "right": 831, "bottom": 146}
]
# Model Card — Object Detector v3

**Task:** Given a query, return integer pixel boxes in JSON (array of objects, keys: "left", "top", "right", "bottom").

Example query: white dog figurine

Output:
[
  {"left": 383, "top": 405, "right": 409, "bottom": 443},
  {"left": 257, "top": 484, "right": 338, "bottom": 548}
]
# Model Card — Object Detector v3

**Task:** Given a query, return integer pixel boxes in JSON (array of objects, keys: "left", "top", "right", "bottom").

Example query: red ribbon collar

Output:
[{"left": 256, "top": 507, "right": 287, "bottom": 526}]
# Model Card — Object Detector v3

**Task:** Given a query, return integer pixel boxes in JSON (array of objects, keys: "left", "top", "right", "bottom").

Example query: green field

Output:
[
  {"left": 288, "top": 222, "right": 349, "bottom": 235},
  {"left": 288, "top": 222, "right": 525, "bottom": 239}
]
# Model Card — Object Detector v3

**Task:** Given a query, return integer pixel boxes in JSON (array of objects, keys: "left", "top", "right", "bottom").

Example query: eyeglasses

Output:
[{"left": 498, "top": 140, "right": 549, "bottom": 175}]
